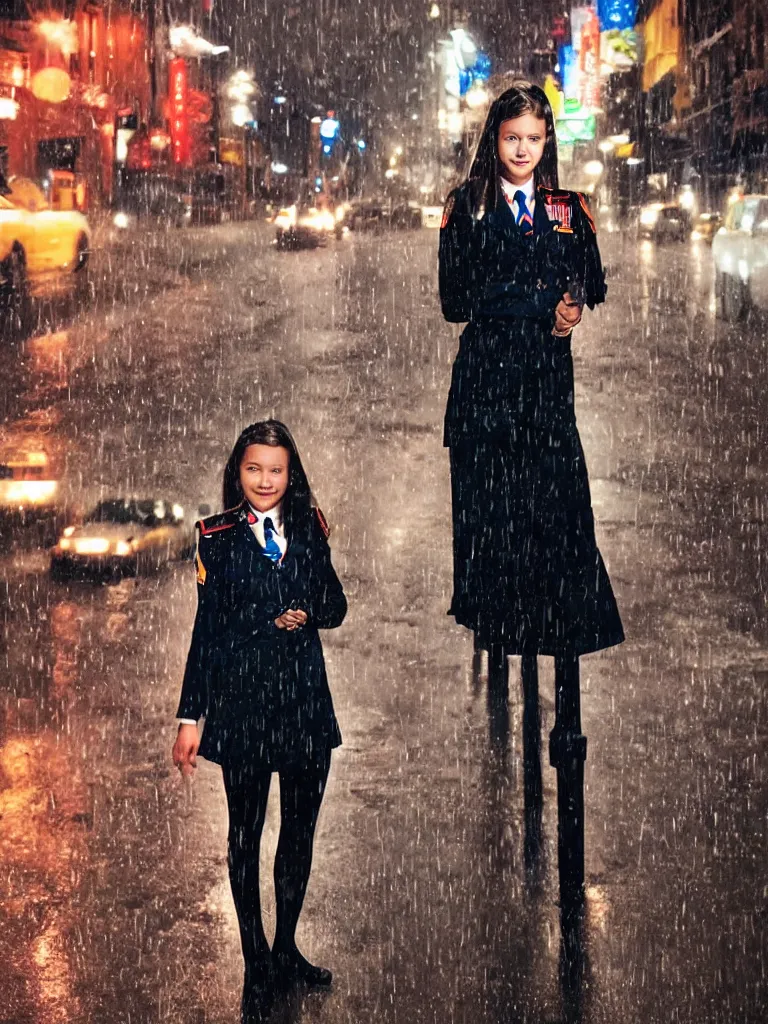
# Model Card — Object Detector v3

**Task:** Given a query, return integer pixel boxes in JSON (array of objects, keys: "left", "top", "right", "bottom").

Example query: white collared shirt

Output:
[
  {"left": 247, "top": 502, "right": 288, "bottom": 557},
  {"left": 500, "top": 174, "right": 535, "bottom": 222}
]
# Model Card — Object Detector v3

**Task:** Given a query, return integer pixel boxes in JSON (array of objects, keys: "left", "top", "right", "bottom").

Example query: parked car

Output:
[
  {"left": 712, "top": 194, "right": 768, "bottom": 321},
  {"left": 638, "top": 201, "right": 688, "bottom": 242},
  {"left": 189, "top": 168, "right": 238, "bottom": 225},
  {"left": 347, "top": 196, "right": 422, "bottom": 231},
  {"left": 113, "top": 173, "right": 191, "bottom": 230},
  {"left": 50, "top": 498, "right": 196, "bottom": 579},
  {"left": 691, "top": 211, "right": 723, "bottom": 243},
  {"left": 0, "top": 173, "right": 90, "bottom": 313}
]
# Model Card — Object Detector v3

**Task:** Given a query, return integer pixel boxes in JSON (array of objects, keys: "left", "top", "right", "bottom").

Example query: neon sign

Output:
[{"left": 169, "top": 57, "right": 189, "bottom": 165}]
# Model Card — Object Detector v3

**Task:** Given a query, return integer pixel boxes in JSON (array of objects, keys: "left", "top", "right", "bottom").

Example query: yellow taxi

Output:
[{"left": 0, "top": 174, "right": 91, "bottom": 303}]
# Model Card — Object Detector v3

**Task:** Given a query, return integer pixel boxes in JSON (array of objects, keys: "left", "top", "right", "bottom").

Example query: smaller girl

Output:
[{"left": 172, "top": 419, "right": 346, "bottom": 1023}]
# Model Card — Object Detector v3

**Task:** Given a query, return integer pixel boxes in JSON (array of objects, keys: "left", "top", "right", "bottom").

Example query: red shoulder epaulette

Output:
[
  {"left": 440, "top": 193, "right": 456, "bottom": 229},
  {"left": 538, "top": 185, "right": 571, "bottom": 202},
  {"left": 199, "top": 518, "right": 234, "bottom": 536},
  {"left": 314, "top": 506, "right": 330, "bottom": 538},
  {"left": 577, "top": 192, "right": 597, "bottom": 234},
  {"left": 198, "top": 502, "right": 242, "bottom": 536}
]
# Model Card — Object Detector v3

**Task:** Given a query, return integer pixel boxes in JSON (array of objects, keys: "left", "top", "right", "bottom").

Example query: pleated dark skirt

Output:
[{"left": 448, "top": 429, "right": 624, "bottom": 656}]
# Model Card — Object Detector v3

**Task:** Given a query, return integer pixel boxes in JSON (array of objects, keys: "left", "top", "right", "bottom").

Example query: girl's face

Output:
[
  {"left": 497, "top": 113, "right": 547, "bottom": 187},
  {"left": 239, "top": 444, "right": 290, "bottom": 512}
]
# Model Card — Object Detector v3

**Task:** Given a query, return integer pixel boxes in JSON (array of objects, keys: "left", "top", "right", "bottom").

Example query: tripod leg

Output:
[
  {"left": 487, "top": 644, "right": 509, "bottom": 751},
  {"left": 472, "top": 631, "right": 483, "bottom": 688},
  {"left": 521, "top": 653, "right": 542, "bottom": 806},
  {"left": 549, "top": 651, "right": 587, "bottom": 906},
  {"left": 521, "top": 653, "right": 543, "bottom": 875},
  {"left": 487, "top": 643, "right": 508, "bottom": 698}
]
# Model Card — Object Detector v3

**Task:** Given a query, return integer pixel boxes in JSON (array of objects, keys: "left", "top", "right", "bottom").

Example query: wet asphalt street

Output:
[{"left": 0, "top": 219, "right": 766, "bottom": 1024}]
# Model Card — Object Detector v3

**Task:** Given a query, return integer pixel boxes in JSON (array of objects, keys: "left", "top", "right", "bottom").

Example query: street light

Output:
[
  {"left": 169, "top": 24, "right": 229, "bottom": 57},
  {"left": 231, "top": 104, "right": 251, "bottom": 127},
  {"left": 465, "top": 84, "right": 489, "bottom": 109}
]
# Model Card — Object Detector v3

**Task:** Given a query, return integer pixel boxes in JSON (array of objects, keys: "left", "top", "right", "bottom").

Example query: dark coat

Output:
[
  {"left": 439, "top": 180, "right": 624, "bottom": 656},
  {"left": 440, "top": 180, "right": 606, "bottom": 447},
  {"left": 176, "top": 502, "right": 346, "bottom": 769}
]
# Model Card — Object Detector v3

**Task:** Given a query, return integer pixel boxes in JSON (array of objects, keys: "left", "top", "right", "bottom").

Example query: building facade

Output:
[{"left": 0, "top": 0, "right": 151, "bottom": 205}]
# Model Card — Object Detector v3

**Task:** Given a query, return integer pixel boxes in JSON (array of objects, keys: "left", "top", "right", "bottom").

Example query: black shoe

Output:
[{"left": 272, "top": 948, "right": 332, "bottom": 988}]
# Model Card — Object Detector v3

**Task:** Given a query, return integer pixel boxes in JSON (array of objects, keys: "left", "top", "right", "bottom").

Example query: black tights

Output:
[{"left": 222, "top": 754, "right": 331, "bottom": 969}]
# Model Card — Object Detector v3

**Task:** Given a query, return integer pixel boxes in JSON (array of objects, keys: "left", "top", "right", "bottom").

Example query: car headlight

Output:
[
  {"left": 640, "top": 208, "right": 659, "bottom": 226},
  {"left": 58, "top": 538, "right": 72, "bottom": 551},
  {"left": 73, "top": 538, "right": 110, "bottom": 555},
  {"left": 114, "top": 541, "right": 132, "bottom": 556},
  {"left": 113, "top": 212, "right": 130, "bottom": 229},
  {"left": 275, "top": 206, "right": 297, "bottom": 229}
]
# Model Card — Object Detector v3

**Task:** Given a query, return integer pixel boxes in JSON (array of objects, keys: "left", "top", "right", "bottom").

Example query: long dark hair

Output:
[
  {"left": 466, "top": 80, "right": 559, "bottom": 215},
  {"left": 222, "top": 419, "right": 314, "bottom": 529}
]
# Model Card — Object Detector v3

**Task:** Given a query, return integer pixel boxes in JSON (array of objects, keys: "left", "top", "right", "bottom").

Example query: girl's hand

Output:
[
  {"left": 275, "top": 609, "right": 308, "bottom": 631},
  {"left": 173, "top": 723, "right": 200, "bottom": 778},
  {"left": 553, "top": 293, "right": 583, "bottom": 336},
  {"left": 555, "top": 293, "right": 583, "bottom": 323}
]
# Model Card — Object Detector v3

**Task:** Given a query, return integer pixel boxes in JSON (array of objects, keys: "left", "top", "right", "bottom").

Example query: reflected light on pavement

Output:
[
  {"left": 0, "top": 733, "right": 87, "bottom": 1020},
  {"left": 27, "top": 330, "right": 71, "bottom": 386},
  {"left": 585, "top": 883, "right": 610, "bottom": 934},
  {"left": 51, "top": 600, "right": 82, "bottom": 698}
]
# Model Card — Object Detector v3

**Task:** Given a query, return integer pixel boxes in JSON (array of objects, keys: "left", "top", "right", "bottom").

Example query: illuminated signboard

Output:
[
  {"left": 597, "top": 0, "right": 638, "bottom": 32},
  {"left": 169, "top": 57, "right": 189, "bottom": 165},
  {"left": 578, "top": 7, "right": 601, "bottom": 111},
  {"left": 320, "top": 117, "right": 339, "bottom": 140}
]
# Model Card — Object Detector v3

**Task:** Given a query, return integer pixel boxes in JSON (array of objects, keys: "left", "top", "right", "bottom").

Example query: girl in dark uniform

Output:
[
  {"left": 439, "top": 82, "right": 623, "bottom": 737},
  {"left": 172, "top": 420, "right": 346, "bottom": 1023}
]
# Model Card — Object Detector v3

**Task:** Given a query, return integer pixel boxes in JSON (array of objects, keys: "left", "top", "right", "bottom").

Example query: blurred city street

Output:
[{"left": 0, "top": 220, "right": 766, "bottom": 1024}]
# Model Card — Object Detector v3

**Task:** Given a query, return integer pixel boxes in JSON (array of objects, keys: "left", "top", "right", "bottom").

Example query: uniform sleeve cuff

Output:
[{"left": 177, "top": 718, "right": 198, "bottom": 726}]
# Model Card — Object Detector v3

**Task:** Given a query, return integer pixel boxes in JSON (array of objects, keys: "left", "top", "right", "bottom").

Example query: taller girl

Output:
[{"left": 439, "top": 80, "right": 624, "bottom": 836}]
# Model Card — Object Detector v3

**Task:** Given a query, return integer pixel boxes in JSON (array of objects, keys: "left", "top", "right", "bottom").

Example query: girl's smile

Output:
[
  {"left": 239, "top": 443, "right": 290, "bottom": 512},
  {"left": 497, "top": 112, "right": 548, "bottom": 187}
]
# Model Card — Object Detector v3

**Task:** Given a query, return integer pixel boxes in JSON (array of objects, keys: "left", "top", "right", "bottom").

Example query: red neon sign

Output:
[{"left": 169, "top": 57, "right": 189, "bottom": 165}]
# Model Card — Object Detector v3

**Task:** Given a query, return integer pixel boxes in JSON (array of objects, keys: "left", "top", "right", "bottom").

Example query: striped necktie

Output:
[{"left": 513, "top": 189, "right": 534, "bottom": 234}]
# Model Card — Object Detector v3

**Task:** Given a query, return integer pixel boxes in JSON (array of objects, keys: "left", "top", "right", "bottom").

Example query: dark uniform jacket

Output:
[
  {"left": 439, "top": 179, "right": 606, "bottom": 448},
  {"left": 438, "top": 178, "right": 624, "bottom": 656},
  {"left": 176, "top": 501, "right": 346, "bottom": 769}
]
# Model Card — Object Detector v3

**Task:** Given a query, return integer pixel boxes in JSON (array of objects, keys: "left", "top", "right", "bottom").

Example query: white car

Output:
[
  {"left": 421, "top": 205, "right": 443, "bottom": 229},
  {"left": 50, "top": 498, "right": 195, "bottom": 579},
  {"left": 712, "top": 194, "right": 768, "bottom": 321}
]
